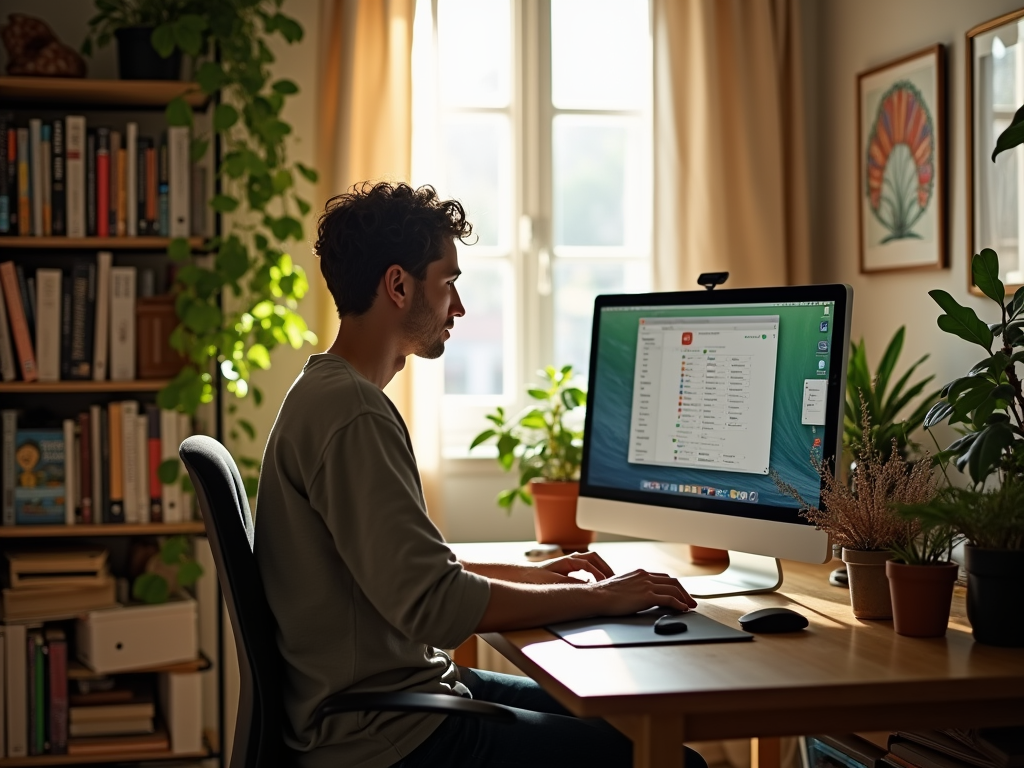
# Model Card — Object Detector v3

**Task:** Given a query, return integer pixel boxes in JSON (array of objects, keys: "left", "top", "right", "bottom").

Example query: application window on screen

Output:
[{"left": 627, "top": 316, "right": 780, "bottom": 476}]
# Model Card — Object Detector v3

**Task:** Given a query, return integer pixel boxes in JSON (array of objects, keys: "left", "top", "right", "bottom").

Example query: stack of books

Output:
[
  {"left": 69, "top": 691, "right": 156, "bottom": 738},
  {"left": 1, "top": 550, "right": 116, "bottom": 622},
  {"left": 886, "top": 730, "right": 1024, "bottom": 768}
]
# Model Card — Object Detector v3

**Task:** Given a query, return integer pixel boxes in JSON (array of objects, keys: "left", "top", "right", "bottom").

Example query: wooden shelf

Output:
[
  {"left": 0, "top": 236, "right": 204, "bottom": 250},
  {"left": 67, "top": 654, "right": 212, "bottom": 679},
  {"left": 0, "top": 747, "right": 210, "bottom": 766},
  {"left": 0, "top": 76, "right": 210, "bottom": 109},
  {"left": 0, "top": 523, "right": 205, "bottom": 538},
  {"left": 0, "top": 380, "right": 170, "bottom": 394}
]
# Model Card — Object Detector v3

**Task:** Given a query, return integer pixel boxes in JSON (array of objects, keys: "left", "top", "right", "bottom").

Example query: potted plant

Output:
[
  {"left": 82, "top": 0, "right": 190, "bottom": 80},
  {"left": 774, "top": 407, "right": 935, "bottom": 619},
  {"left": 470, "top": 366, "right": 591, "bottom": 550},
  {"left": 132, "top": 535, "right": 204, "bottom": 604},
  {"left": 918, "top": 249, "right": 1024, "bottom": 646},
  {"left": 886, "top": 516, "right": 962, "bottom": 638}
]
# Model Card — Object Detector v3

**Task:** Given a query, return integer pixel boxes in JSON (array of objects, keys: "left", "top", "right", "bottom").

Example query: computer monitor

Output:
[{"left": 577, "top": 284, "right": 853, "bottom": 597}]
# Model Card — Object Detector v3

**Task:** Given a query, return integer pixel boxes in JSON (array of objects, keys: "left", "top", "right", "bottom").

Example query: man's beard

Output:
[{"left": 404, "top": 283, "right": 450, "bottom": 360}]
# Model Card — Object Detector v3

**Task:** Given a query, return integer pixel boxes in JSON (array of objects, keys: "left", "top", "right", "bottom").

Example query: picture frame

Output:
[{"left": 857, "top": 44, "right": 947, "bottom": 274}]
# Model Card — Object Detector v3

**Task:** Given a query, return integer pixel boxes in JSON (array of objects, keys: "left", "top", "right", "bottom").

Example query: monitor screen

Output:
[{"left": 580, "top": 286, "right": 852, "bottom": 528}]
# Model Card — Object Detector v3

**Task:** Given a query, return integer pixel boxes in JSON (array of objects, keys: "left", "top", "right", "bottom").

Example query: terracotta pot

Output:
[
  {"left": 964, "top": 546, "right": 1024, "bottom": 647},
  {"left": 886, "top": 560, "right": 958, "bottom": 637},
  {"left": 689, "top": 546, "right": 729, "bottom": 565},
  {"left": 529, "top": 480, "right": 594, "bottom": 551},
  {"left": 841, "top": 548, "right": 892, "bottom": 619}
]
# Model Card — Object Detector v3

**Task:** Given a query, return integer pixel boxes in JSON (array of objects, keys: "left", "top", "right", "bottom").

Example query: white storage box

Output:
[{"left": 76, "top": 596, "right": 198, "bottom": 674}]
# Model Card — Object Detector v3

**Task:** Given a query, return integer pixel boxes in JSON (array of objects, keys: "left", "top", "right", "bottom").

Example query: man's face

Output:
[{"left": 403, "top": 238, "right": 465, "bottom": 359}]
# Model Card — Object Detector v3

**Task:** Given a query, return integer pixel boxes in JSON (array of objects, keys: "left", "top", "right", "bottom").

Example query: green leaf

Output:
[
  {"left": 272, "top": 13, "right": 303, "bottom": 43},
  {"left": 527, "top": 388, "right": 550, "bottom": 400},
  {"left": 238, "top": 419, "right": 256, "bottom": 440},
  {"left": 296, "top": 162, "right": 318, "bottom": 183},
  {"left": 196, "top": 62, "right": 227, "bottom": 94},
  {"left": 294, "top": 196, "right": 311, "bottom": 216},
  {"left": 158, "top": 458, "right": 180, "bottom": 485},
  {"left": 247, "top": 343, "right": 270, "bottom": 369},
  {"left": 272, "top": 79, "right": 299, "bottom": 95},
  {"left": 168, "top": 237, "right": 191, "bottom": 262},
  {"left": 973, "top": 249, "right": 1005, "bottom": 305},
  {"left": 470, "top": 429, "right": 497, "bottom": 450},
  {"left": 190, "top": 137, "right": 209, "bottom": 164},
  {"left": 172, "top": 16, "right": 204, "bottom": 56},
  {"left": 178, "top": 560, "right": 203, "bottom": 587},
  {"left": 151, "top": 23, "right": 176, "bottom": 58},
  {"left": 992, "top": 104, "right": 1024, "bottom": 161},
  {"left": 161, "top": 535, "right": 189, "bottom": 564},
  {"left": 272, "top": 169, "right": 293, "bottom": 193},
  {"left": 210, "top": 194, "right": 239, "bottom": 213},
  {"left": 933, "top": 294, "right": 994, "bottom": 349},
  {"left": 874, "top": 326, "right": 904, "bottom": 401},
  {"left": 133, "top": 573, "right": 169, "bottom": 604},
  {"left": 214, "top": 103, "right": 239, "bottom": 132},
  {"left": 165, "top": 96, "right": 193, "bottom": 127},
  {"left": 968, "top": 422, "right": 1014, "bottom": 483}
]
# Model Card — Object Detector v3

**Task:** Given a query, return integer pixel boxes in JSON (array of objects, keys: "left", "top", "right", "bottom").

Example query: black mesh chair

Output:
[{"left": 179, "top": 435, "right": 515, "bottom": 768}]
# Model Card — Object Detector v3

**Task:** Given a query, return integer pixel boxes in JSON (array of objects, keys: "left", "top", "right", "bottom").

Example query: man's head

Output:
[{"left": 315, "top": 181, "right": 473, "bottom": 319}]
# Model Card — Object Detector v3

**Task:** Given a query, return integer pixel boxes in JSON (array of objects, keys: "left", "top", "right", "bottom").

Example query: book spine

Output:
[
  {"left": 68, "top": 261, "right": 92, "bottom": 379},
  {"left": 89, "top": 404, "right": 102, "bottom": 522},
  {"left": 93, "top": 250, "right": 111, "bottom": 381},
  {"left": 0, "top": 262, "right": 37, "bottom": 381},
  {"left": 126, "top": 123, "right": 138, "bottom": 236},
  {"left": 4, "top": 125, "right": 16, "bottom": 235},
  {"left": 34, "top": 268, "right": 61, "bottom": 382},
  {"left": 0, "top": 284, "right": 15, "bottom": 381},
  {"left": 28, "top": 631, "right": 43, "bottom": 755},
  {"left": 136, "top": 413, "right": 150, "bottom": 523},
  {"left": 14, "top": 264, "right": 34, "bottom": 346},
  {"left": 78, "top": 411, "right": 92, "bottom": 524},
  {"left": 107, "top": 402, "right": 124, "bottom": 523},
  {"left": 0, "top": 112, "right": 9, "bottom": 233},
  {"left": 116, "top": 147, "right": 127, "bottom": 236},
  {"left": 168, "top": 126, "right": 191, "bottom": 238},
  {"left": 96, "top": 127, "right": 110, "bottom": 238},
  {"left": 177, "top": 412, "right": 193, "bottom": 521},
  {"left": 51, "top": 117, "right": 65, "bottom": 236},
  {"left": 40, "top": 123, "right": 51, "bottom": 236},
  {"left": 1, "top": 410, "right": 15, "bottom": 525},
  {"left": 147, "top": 404, "right": 163, "bottom": 523},
  {"left": 72, "top": 431, "right": 81, "bottom": 524},
  {"left": 60, "top": 270, "right": 72, "bottom": 379},
  {"left": 5, "top": 623, "right": 26, "bottom": 757},
  {"left": 46, "top": 632, "right": 68, "bottom": 755},
  {"left": 109, "top": 265, "right": 136, "bottom": 380},
  {"left": 109, "top": 129, "right": 120, "bottom": 236},
  {"left": 146, "top": 143, "right": 157, "bottom": 234},
  {"left": 137, "top": 138, "right": 149, "bottom": 235},
  {"left": 28, "top": 119, "right": 42, "bottom": 237},
  {"left": 65, "top": 116, "right": 85, "bottom": 238},
  {"left": 85, "top": 128, "right": 96, "bottom": 237},
  {"left": 63, "top": 418, "right": 76, "bottom": 525},
  {"left": 122, "top": 400, "right": 139, "bottom": 523},
  {"left": 16, "top": 127, "right": 29, "bottom": 235},
  {"left": 160, "top": 407, "right": 179, "bottom": 522},
  {"left": 158, "top": 136, "right": 168, "bottom": 236}
]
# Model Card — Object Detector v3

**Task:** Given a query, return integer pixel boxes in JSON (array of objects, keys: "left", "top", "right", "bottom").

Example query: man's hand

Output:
[
  {"left": 588, "top": 569, "right": 698, "bottom": 615},
  {"left": 535, "top": 550, "right": 615, "bottom": 583}
]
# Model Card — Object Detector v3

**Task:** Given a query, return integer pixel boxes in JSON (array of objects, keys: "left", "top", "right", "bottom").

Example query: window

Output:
[{"left": 413, "top": 0, "right": 652, "bottom": 453}]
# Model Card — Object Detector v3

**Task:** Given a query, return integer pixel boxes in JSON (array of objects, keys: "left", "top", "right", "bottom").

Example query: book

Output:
[
  {"left": 5, "top": 126, "right": 16, "bottom": 234},
  {"left": 116, "top": 145, "right": 127, "bottom": 236},
  {"left": 69, "top": 718, "right": 154, "bottom": 737},
  {"left": 0, "top": 630, "right": 6, "bottom": 756},
  {"left": 34, "top": 268, "right": 62, "bottom": 382},
  {"left": 136, "top": 413, "right": 150, "bottom": 523},
  {"left": 96, "top": 127, "right": 110, "bottom": 238},
  {"left": 65, "top": 116, "right": 85, "bottom": 238},
  {"left": 70, "top": 700, "right": 155, "bottom": 724},
  {"left": 93, "top": 250, "right": 112, "bottom": 381},
  {"left": 28, "top": 629, "right": 43, "bottom": 755},
  {"left": 109, "top": 265, "right": 137, "bottom": 380},
  {"left": 46, "top": 628, "right": 68, "bottom": 754},
  {"left": 67, "top": 727, "right": 169, "bottom": 756},
  {"left": 15, "top": 264, "right": 34, "bottom": 346},
  {"left": 107, "top": 402, "right": 124, "bottom": 523},
  {"left": 160, "top": 407, "right": 179, "bottom": 522},
  {"left": 78, "top": 412, "right": 93, "bottom": 524},
  {"left": 0, "top": 261, "right": 37, "bottom": 381},
  {"left": 158, "top": 137, "right": 168, "bottom": 236},
  {"left": 126, "top": 122, "right": 137, "bottom": 236},
  {"left": 51, "top": 117, "right": 66, "bottom": 236},
  {"left": 16, "top": 126, "right": 29, "bottom": 235},
  {"left": 0, "top": 112, "right": 10, "bottom": 233},
  {"left": 168, "top": 126, "right": 191, "bottom": 237},
  {"left": 109, "top": 129, "right": 120, "bottom": 236},
  {"left": 69, "top": 260, "right": 95, "bottom": 379},
  {"left": 63, "top": 418, "right": 76, "bottom": 524},
  {"left": 889, "top": 738, "right": 980, "bottom": 768},
  {"left": 89, "top": 404, "right": 102, "bottom": 522},
  {"left": 1, "top": 409, "right": 15, "bottom": 525},
  {"left": 122, "top": 400, "right": 139, "bottom": 523},
  {"left": 40, "top": 123, "right": 51, "bottom": 235},
  {"left": 146, "top": 405, "right": 163, "bottom": 523},
  {"left": 177, "top": 412, "right": 193, "bottom": 520},
  {"left": 6, "top": 549, "right": 109, "bottom": 589},
  {"left": 14, "top": 428, "right": 65, "bottom": 525},
  {"left": 28, "top": 119, "right": 42, "bottom": 237},
  {"left": 2, "top": 577, "right": 116, "bottom": 621},
  {"left": 160, "top": 672, "right": 202, "bottom": 753},
  {"left": 137, "top": 137, "right": 151, "bottom": 235},
  {"left": 60, "top": 269, "right": 72, "bottom": 379},
  {"left": 85, "top": 128, "right": 97, "bottom": 237},
  {"left": 190, "top": 163, "right": 206, "bottom": 237},
  {"left": 0, "top": 282, "right": 15, "bottom": 381},
  {"left": 5, "top": 623, "right": 26, "bottom": 757}
]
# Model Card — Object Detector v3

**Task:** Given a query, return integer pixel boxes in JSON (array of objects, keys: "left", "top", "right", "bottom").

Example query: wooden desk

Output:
[{"left": 451, "top": 541, "right": 1024, "bottom": 768}]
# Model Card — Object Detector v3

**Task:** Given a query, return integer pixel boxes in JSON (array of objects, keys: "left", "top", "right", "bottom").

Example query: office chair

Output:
[{"left": 179, "top": 435, "right": 516, "bottom": 768}]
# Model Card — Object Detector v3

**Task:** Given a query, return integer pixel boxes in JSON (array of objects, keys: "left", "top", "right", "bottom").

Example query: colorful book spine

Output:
[
  {"left": 96, "top": 127, "right": 110, "bottom": 238},
  {"left": 126, "top": 122, "right": 138, "bottom": 236},
  {"left": 34, "top": 268, "right": 61, "bottom": 382},
  {"left": 60, "top": 268, "right": 73, "bottom": 379},
  {"left": 89, "top": 404, "right": 102, "bottom": 523},
  {"left": 15, "top": 264, "right": 34, "bottom": 347},
  {"left": 46, "top": 628, "right": 68, "bottom": 754},
  {"left": 145, "top": 141, "right": 157, "bottom": 234},
  {"left": 147, "top": 404, "right": 163, "bottom": 523},
  {"left": 0, "top": 261, "right": 37, "bottom": 381},
  {"left": 78, "top": 411, "right": 92, "bottom": 524},
  {"left": 14, "top": 428, "right": 65, "bottom": 525},
  {"left": 51, "top": 117, "right": 66, "bottom": 236},
  {"left": 109, "top": 129, "right": 120, "bottom": 236},
  {"left": 107, "top": 402, "right": 125, "bottom": 523},
  {"left": 16, "top": 127, "right": 29, "bottom": 235},
  {"left": 0, "top": 112, "right": 10, "bottom": 233},
  {"left": 85, "top": 127, "right": 96, "bottom": 237},
  {"left": 40, "top": 123, "right": 51, "bottom": 236},
  {"left": 0, "top": 284, "right": 15, "bottom": 381},
  {"left": 28, "top": 631, "right": 44, "bottom": 755},
  {"left": 137, "top": 137, "right": 150, "bottom": 235},
  {"left": 65, "top": 116, "right": 85, "bottom": 237},
  {"left": 116, "top": 146, "right": 127, "bottom": 236},
  {"left": 158, "top": 137, "right": 169, "bottom": 236},
  {"left": 2, "top": 409, "right": 16, "bottom": 525},
  {"left": 28, "top": 119, "right": 42, "bottom": 237},
  {"left": 69, "top": 260, "right": 95, "bottom": 379}
]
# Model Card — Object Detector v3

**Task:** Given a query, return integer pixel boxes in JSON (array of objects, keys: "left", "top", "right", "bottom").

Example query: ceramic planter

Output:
[
  {"left": 115, "top": 27, "right": 182, "bottom": 80},
  {"left": 964, "top": 546, "right": 1024, "bottom": 647},
  {"left": 841, "top": 548, "right": 892, "bottom": 619},
  {"left": 529, "top": 480, "right": 594, "bottom": 552},
  {"left": 886, "top": 560, "right": 958, "bottom": 637}
]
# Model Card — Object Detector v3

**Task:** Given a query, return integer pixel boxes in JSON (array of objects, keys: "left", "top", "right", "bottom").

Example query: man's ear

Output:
[{"left": 382, "top": 265, "right": 409, "bottom": 309}]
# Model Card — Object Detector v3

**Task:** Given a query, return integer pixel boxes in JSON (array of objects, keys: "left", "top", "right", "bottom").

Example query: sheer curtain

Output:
[
  {"left": 316, "top": 0, "right": 446, "bottom": 527},
  {"left": 652, "top": 0, "right": 811, "bottom": 290}
]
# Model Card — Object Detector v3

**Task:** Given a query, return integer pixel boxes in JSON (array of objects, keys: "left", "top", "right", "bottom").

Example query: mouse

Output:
[
  {"left": 653, "top": 615, "right": 689, "bottom": 635},
  {"left": 737, "top": 607, "right": 808, "bottom": 633}
]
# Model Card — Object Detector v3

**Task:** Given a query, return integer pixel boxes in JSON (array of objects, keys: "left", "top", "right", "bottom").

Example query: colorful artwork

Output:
[{"left": 858, "top": 46, "right": 946, "bottom": 273}]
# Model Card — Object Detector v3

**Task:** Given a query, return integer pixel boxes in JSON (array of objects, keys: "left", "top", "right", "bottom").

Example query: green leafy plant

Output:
[
  {"left": 845, "top": 326, "right": 940, "bottom": 463},
  {"left": 84, "top": 0, "right": 319, "bottom": 496},
  {"left": 889, "top": 514, "right": 962, "bottom": 566},
  {"left": 132, "top": 535, "right": 204, "bottom": 604},
  {"left": 82, "top": 0, "right": 191, "bottom": 56},
  {"left": 470, "top": 365, "right": 586, "bottom": 512},
  {"left": 902, "top": 481, "right": 1024, "bottom": 551}
]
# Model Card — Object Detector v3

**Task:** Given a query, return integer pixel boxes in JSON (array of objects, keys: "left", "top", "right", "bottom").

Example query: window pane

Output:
[
  {"left": 442, "top": 115, "right": 510, "bottom": 248},
  {"left": 551, "top": 0, "right": 650, "bottom": 110},
  {"left": 554, "top": 117, "right": 628, "bottom": 247},
  {"left": 438, "top": 0, "right": 511, "bottom": 107},
  {"left": 445, "top": 261, "right": 507, "bottom": 395}
]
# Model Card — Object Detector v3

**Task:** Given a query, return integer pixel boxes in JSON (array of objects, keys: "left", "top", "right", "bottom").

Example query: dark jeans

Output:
[{"left": 393, "top": 668, "right": 709, "bottom": 768}]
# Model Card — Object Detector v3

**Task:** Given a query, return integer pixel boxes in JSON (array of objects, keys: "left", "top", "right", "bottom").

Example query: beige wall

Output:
[{"left": 811, "top": 0, "right": 1023, "bottom": 452}]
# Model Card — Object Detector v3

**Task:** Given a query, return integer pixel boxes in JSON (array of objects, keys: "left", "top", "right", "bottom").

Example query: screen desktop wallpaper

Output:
[{"left": 585, "top": 302, "right": 836, "bottom": 511}]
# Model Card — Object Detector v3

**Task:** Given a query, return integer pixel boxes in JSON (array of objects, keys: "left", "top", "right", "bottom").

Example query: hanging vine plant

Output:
[{"left": 86, "top": 1, "right": 320, "bottom": 494}]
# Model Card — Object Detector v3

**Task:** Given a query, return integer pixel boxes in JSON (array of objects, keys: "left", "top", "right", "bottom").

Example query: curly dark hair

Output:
[{"left": 314, "top": 181, "right": 474, "bottom": 318}]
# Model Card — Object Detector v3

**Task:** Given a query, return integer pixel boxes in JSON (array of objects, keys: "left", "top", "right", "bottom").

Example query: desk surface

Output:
[{"left": 451, "top": 541, "right": 1024, "bottom": 744}]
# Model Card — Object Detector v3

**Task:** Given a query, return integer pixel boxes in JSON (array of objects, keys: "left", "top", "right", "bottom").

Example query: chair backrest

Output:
[{"left": 180, "top": 435, "right": 285, "bottom": 768}]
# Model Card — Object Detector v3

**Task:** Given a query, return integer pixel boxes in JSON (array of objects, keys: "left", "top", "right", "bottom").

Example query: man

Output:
[{"left": 255, "top": 181, "right": 705, "bottom": 768}]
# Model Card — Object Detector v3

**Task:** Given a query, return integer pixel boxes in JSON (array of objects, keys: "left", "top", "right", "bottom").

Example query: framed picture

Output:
[{"left": 857, "top": 45, "right": 947, "bottom": 274}]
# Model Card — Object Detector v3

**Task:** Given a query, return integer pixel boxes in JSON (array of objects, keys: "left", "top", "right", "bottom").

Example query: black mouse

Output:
[
  {"left": 737, "top": 607, "right": 808, "bottom": 633},
  {"left": 653, "top": 615, "right": 689, "bottom": 635}
]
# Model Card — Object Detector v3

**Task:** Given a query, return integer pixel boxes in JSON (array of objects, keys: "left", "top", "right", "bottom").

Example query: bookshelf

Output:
[{"left": 1, "top": 76, "right": 223, "bottom": 766}]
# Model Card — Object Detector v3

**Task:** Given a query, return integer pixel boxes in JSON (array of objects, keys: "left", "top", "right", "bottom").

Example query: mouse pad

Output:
[{"left": 546, "top": 611, "right": 753, "bottom": 648}]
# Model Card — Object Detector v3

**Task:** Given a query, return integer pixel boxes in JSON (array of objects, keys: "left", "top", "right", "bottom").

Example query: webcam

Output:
[{"left": 697, "top": 272, "right": 729, "bottom": 290}]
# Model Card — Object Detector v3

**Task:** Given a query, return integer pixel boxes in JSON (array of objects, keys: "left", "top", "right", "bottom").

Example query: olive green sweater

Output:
[{"left": 254, "top": 354, "right": 491, "bottom": 768}]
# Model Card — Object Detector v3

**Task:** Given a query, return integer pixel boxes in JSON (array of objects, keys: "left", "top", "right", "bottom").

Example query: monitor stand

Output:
[{"left": 679, "top": 551, "right": 783, "bottom": 598}]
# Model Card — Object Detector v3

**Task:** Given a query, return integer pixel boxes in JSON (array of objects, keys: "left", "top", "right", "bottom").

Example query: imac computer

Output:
[{"left": 576, "top": 284, "right": 853, "bottom": 598}]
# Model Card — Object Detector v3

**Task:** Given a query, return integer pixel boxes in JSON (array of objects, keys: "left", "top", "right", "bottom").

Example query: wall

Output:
[{"left": 812, "top": 0, "right": 1024, "bottom": 450}]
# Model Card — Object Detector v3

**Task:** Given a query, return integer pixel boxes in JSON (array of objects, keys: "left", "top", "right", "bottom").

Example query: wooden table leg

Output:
[
  {"left": 607, "top": 714, "right": 686, "bottom": 768},
  {"left": 752, "top": 737, "right": 782, "bottom": 768},
  {"left": 452, "top": 635, "right": 478, "bottom": 667}
]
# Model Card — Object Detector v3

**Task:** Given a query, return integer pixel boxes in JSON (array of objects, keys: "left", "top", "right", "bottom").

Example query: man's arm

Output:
[{"left": 460, "top": 551, "right": 614, "bottom": 585}]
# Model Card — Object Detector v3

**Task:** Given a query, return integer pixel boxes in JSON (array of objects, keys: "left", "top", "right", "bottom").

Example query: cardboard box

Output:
[{"left": 77, "top": 596, "right": 197, "bottom": 674}]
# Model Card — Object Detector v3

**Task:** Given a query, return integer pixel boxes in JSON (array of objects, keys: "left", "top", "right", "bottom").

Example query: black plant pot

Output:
[
  {"left": 115, "top": 27, "right": 182, "bottom": 80},
  {"left": 964, "top": 545, "right": 1024, "bottom": 647}
]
